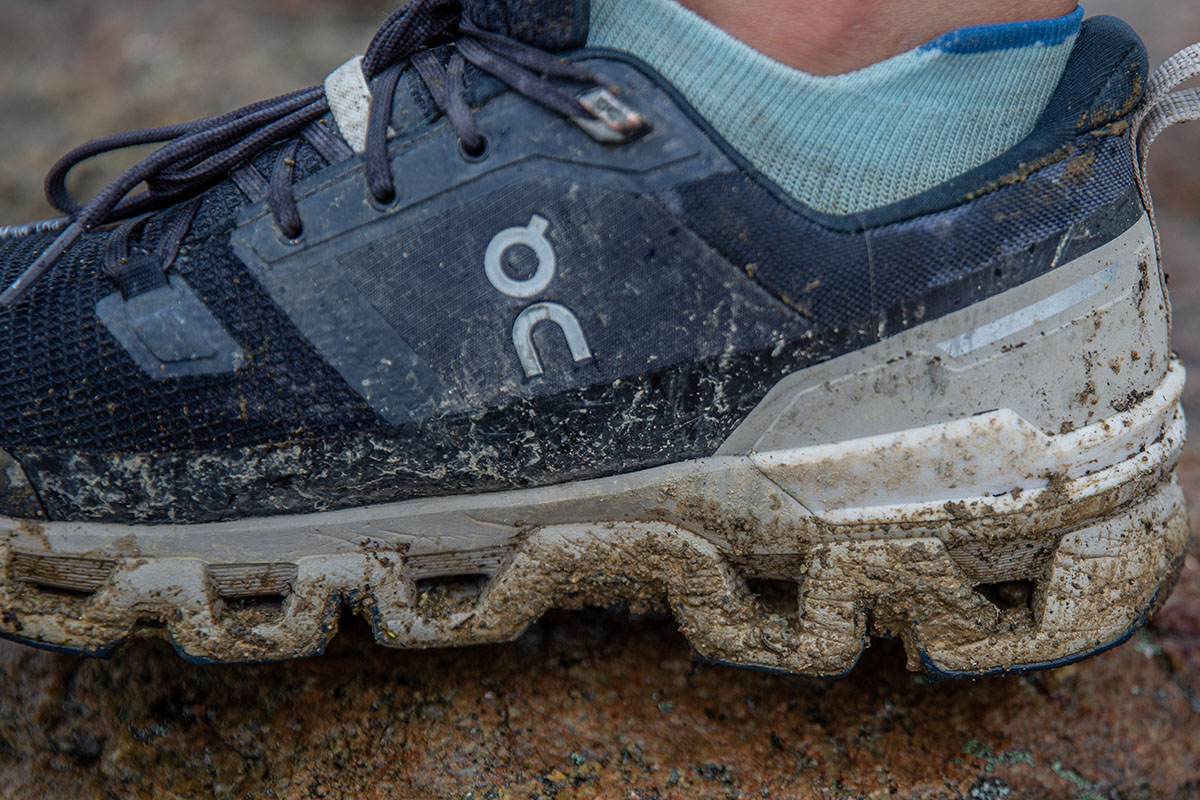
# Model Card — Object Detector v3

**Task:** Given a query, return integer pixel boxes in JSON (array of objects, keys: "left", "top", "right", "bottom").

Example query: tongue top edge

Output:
[{"left": 462, "top": 0, "right": 590, "bottom": 52}]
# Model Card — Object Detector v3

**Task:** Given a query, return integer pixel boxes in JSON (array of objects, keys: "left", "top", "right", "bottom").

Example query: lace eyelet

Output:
[
  {"left": 276, "top": 223, "right": 305, "bottom": 246},
  {"left": 458, "top": 134, "right": 491, "bottom": 163},
  {"left": 368, "top": 186, "right": 400, "bottom": 212}
]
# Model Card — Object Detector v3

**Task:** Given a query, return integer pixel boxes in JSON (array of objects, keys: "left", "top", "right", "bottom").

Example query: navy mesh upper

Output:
[
  {"left": 0, "top": 143, "right": 380, "bottom": 455},
  {"left": 678, "top": 132, "right": 1134, "bottom": 334},
  {"left": 0, "top": 129, "right": 1138, "bottom": 460}
]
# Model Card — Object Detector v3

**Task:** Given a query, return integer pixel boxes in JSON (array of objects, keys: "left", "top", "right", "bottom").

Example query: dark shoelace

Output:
[{"left": 0, "top": 0, "right": 614, "bottom": 308}]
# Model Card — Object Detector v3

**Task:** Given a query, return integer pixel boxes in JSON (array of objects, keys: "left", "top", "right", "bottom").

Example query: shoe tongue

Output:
[{"left": 462, "top": 0, "right": 590, "bottom": 51}]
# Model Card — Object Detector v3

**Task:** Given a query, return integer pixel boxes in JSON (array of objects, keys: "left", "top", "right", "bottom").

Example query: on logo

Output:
[{"left": 485, "top": 215, "right": 592, "bottom": 378}]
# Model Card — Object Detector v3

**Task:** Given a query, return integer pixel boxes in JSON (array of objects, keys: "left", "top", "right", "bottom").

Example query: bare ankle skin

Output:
[{"left": 673, "top": 0, "right": 1079, "bottom": 74}]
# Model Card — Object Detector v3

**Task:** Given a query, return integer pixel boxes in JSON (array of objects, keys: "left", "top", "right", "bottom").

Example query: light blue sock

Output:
[{"left": 588, "top": 1, "right": 1083, "bottom": 215}]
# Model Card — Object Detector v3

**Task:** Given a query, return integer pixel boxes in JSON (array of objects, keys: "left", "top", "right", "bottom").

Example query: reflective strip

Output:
[
  {"left": 938, "top": 264, "right": 1117, "bottom": 358},
  {"left": 0, "top": 216, "right": 69, "bottom": 241}
]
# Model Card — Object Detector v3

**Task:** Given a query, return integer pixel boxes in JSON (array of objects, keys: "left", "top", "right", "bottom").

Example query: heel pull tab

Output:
[{"left": 1132, "top": 44, "right": 1200, "bottom": 260}]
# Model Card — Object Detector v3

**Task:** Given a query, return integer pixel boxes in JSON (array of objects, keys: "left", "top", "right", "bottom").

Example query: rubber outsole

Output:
[{"left": 0, "top": 475, "right": 1187, "bottom": 676}]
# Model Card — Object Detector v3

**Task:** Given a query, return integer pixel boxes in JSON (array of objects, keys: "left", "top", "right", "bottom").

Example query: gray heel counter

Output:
[{"left": 722, "top": 214, "right": 1170, "bottom": 454}]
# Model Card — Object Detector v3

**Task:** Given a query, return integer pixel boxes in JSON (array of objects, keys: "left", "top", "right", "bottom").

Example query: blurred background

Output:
[{"left": 0, "top": 2, "right": 1196, "bottom": 798}]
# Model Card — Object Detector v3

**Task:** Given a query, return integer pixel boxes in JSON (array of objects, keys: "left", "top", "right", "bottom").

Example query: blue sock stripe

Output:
[{"left": 924, "top": 6, "right": 1084, "bottom": 54}]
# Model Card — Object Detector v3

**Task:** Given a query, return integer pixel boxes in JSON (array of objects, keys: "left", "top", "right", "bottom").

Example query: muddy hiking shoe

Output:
[{"left": 0, "top": 0, "right": 1198, "bottom": 675}]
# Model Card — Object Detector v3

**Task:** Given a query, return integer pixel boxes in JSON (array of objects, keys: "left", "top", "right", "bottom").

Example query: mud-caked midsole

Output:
[{"left": 0, "top": 470, "right": 1186, "bottom": 675}]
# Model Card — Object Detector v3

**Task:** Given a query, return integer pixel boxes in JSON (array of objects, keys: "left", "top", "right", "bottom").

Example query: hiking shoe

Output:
[{"left": 0, "top": 0, "right": 1195, "bottom": 675}]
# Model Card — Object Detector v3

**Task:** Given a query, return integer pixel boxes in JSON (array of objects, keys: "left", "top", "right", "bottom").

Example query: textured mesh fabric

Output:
[
  {"left": 676, "top": 132, "right": 1135, "bottom": 330},
  {"left": 463, "top": 0, "right": 590, "bottom": 51},
  {"left": 588, "top": 0, "right": 1081, "bottom": 215},
  {"left": 0, "top": 142, "right": 381, "bottom": 455}
]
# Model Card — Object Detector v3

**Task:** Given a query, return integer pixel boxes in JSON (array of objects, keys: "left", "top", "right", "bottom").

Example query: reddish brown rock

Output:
[{"left": 0, "top": 582, "right": 1197, "bottom": 799}]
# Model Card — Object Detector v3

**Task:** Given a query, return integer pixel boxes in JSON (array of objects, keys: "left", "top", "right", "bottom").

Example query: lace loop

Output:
[
  {"left": 364, "top": 63, "right": 406, "bottom": 204},
  {"left": 1131, "top": 42, "right": 1200, "bottom": 264},
  {"left": 361, "top": 0, "right": 460, "bottom": 80},
  {"left": 412, "top": 49, "right": 482, "bottom": 152},
  {"left": 269, "top": 141, "right": 305, "bottom": 239}
]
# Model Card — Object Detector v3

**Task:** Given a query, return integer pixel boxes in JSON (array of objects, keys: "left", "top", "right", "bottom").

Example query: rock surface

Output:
[{"left": 0, "top": 1, "right": 1198, "bottom": 798}]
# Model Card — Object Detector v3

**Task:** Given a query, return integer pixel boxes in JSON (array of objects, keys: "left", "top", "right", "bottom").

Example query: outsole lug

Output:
[{"left": 0, "top": 475, "right": 1187, "bottom": 676}]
